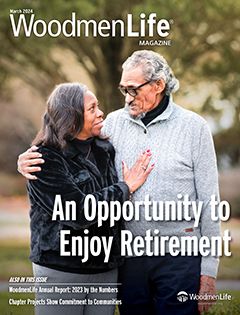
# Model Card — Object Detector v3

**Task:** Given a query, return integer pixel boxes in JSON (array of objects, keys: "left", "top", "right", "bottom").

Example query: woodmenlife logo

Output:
[
  {"left": 177, "top": 291, "right": 232, "bottom": 303},
  {"left": 9, "top": 10, "right": 173, "bottom": 45}
]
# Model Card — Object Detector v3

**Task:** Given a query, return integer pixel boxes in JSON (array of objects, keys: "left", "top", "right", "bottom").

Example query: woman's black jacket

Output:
[{"left": 27, "top": 138, "right": 130, "bottom": 273}]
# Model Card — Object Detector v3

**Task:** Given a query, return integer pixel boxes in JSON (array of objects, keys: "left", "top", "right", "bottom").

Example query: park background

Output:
[{"left": 0, "top": 0, "right": 239, "bottom": 314}]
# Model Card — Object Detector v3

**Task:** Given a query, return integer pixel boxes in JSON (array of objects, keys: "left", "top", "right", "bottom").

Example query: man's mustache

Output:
[{"left": 125, "top": 102, "right": 146, "bottom": 120}]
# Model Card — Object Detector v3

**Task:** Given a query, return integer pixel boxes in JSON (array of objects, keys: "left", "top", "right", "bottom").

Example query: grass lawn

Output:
[
  {"left": 0, "top": 292, "right": 34, "bottom": 315},
  {"left": 218, "top": 244, "right": 240, "bottom": 279},
  {"left": 0, "top": 241, "right": 32, "bottom": 280},
  {"left": 204, "top": 290, "right": 240, "bottom": 314}
]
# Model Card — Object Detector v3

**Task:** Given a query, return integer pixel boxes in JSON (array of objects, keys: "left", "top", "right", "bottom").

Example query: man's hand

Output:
[
  {"left": 198, "top": 275, "right": 216, "bottom": 314},
  {"left": 17, "top": 146, "right": 45, "bottom": 180}
]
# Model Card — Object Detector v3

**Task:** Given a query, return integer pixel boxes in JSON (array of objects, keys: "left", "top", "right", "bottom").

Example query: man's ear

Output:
[{"left": 155, "top": 79, "right": 165, "bottom": 93}]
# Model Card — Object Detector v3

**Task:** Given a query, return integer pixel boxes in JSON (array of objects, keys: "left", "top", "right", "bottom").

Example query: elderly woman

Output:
[{"left": 23, "top": 82, "right": 153, "bottom": 315}]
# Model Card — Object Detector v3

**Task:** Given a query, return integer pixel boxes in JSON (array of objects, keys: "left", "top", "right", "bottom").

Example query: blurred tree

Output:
[
  {"left": 0, "top": 0, "right": 144, "bottom": 110},
  {"left": 0, "top": 103, "right": 36, "bottom": 174},
  {"left": 0, "top": 0, "right": 239, "bottom": 172}
]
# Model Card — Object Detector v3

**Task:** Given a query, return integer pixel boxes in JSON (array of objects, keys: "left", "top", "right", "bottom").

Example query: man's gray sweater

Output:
[{"left": 102, "top": 99, "right": 220, "bottom": 278}]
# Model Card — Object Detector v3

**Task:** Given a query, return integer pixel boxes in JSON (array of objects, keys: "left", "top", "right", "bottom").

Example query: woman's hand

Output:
[
  {"left": 122, "top": 150, "right": 154, "bottom": 193},
  {"left": 17, "top": 146, "right": 45, "bottom": 180}
]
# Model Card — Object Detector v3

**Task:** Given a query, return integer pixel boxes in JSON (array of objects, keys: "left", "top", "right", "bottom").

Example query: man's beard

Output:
[{"left": 125, "top": 103, "right": 146, "bottom": 120}]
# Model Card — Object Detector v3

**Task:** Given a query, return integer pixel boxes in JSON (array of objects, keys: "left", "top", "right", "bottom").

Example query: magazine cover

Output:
[{"left": 0, "top": 1, "right": 239, "bottom": 314}]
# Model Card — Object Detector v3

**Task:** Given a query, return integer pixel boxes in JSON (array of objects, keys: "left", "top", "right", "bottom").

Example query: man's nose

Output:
[{"left": 125, "top": 92, "right": 134, "bottom": 104}]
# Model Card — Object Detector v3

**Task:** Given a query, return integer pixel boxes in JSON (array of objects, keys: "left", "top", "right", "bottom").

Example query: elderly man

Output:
[{"left": 18, "top": 50, "right": 220, "bottom": 315}]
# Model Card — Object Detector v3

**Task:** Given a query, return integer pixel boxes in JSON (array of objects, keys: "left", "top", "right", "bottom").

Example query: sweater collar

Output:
[
  {"left": 141, "top": 94, "right": 169, "bottom": 126},
  {"left": 63, "top": 137, "right": 109, "bottom": 159}
]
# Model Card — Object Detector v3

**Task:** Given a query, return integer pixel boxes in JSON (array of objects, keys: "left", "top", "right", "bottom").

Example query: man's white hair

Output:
[{"left": 122, "top": 50, "right": 179, "bottom": 95}]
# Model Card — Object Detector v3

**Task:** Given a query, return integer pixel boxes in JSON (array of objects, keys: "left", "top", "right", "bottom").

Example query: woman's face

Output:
[{"left": 77, "top": 90, "right": 104, "bottom": 140}]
